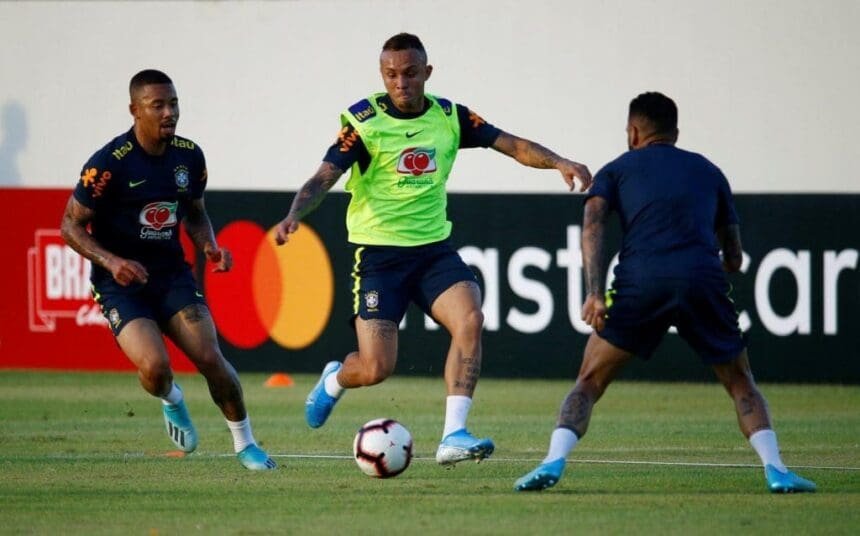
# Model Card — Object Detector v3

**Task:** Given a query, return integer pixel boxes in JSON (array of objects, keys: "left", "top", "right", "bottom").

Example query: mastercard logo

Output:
[{"left": 204, "top": 220, "right": 334, "bottom": 350}]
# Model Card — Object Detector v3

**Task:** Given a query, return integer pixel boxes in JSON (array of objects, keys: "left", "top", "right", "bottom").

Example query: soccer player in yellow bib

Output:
[{"left": 275, "top": 33, "right": 592, "bottom": 466}]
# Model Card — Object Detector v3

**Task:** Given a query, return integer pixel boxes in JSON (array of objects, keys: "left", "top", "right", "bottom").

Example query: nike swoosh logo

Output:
[
  {"left": 129, "top": 180, "right": 147, "bottom": 188},
  {"left": 405, "top": 130, "right": 423, "bottom": 138},
  {"left": 195, "top": 291, "right": 203, "bottom": 298}
]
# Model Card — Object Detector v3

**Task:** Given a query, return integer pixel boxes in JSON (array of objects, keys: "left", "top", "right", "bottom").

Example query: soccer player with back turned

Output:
[
  {"left": 514, "top": 92, "right": 816, "bottom": 493},
  {"left": 275, "top": 33, "right": 592, "bottom": 466},
  {"left": 61, "top": 69, "right": 276, "bottom": 470}
]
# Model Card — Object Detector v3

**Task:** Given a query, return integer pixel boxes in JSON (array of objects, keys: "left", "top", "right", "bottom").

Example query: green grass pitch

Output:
[{"left": 1, "top": 371, "right": 858, "bottom": 534}]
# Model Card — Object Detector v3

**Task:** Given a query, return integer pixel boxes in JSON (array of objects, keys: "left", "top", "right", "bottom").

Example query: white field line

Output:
[
  {"left": 274, "top": 454, "right": 860, "bottom": 471},
  {"left": 32, "top": 452, "right": 860, "bottom": 471}
]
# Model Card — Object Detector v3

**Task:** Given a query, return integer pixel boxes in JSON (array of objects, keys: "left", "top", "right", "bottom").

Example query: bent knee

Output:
[
  {"left": 137, "top": 359, "right": 172, "bottom": 396},
  {"left": 449, "top": 308, "right": 484, "bottom": 340},
  {"left": 357, "top": 357, "right": 395, "bottom": 386},
  {"left": 190, "top": 348, "right": 228, "bottom": 374}
]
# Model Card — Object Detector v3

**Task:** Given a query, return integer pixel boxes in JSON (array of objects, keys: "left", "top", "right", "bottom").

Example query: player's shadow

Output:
[{"left": 0, "top": 100, "right": 28, "bottom": 185}]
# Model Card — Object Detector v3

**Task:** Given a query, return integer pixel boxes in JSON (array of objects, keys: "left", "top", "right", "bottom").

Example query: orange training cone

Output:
[{"left": 264, "top": 373, "right": 294, "bottom": 388}]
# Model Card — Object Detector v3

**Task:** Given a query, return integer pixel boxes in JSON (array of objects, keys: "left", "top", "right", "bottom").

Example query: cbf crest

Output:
[
  {"left": 108, "top": 308, "right": 122, "bottom": 329},
  {"left": 174, "top": 165, "right": 190, "bottom": 191},
  {"left": 364, "top": 290, "right": 379, "bottom": 312}
]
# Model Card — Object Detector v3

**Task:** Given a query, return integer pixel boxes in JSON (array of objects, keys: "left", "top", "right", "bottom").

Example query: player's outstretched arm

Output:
[
  {"left": 490, "top": 131, "right": 592, "bottom": 192},
  {"left": 581, "top": 196, "right": 610, "bottom": 331},
  {"left": 716, "top": 224, "right": 743, "bottom": 273},
  {"left": 184, "top": 197, "right": 232, "bottom": 272},
  {"left": 60, "top": 196, "right": 149, "bottom": 286},
  {"left": 275, "top": 162, "right": 345, "bottom": 245}
]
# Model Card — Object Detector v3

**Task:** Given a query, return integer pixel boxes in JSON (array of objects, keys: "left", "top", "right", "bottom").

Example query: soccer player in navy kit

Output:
[
  {"left": 515, "top": 92, "right": 816, "bottom": 493},
  {"left": 60, "top": 69, "right": 275, "bottom": 470}
]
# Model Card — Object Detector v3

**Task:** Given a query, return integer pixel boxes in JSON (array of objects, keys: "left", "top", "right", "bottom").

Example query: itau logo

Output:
[
  {"left": 396, "top": 147, "right": 437, "bottom": 176},
  {"left": 140, "top": 201, "right": 178, "bottom": 231}
]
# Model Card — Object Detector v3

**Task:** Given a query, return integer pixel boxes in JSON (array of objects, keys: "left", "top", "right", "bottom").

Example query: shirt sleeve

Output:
[
  {"left": 73, "top": 150, "right": 116, "bottom": 209},
  {"left": 714, "top": 170, "right": 740, "bottom": 229},
  {"left": 191, "top": 146, "right": 207, "bottom": 199},
  {"left": 456, "top": 104, "right": 501, "bottom": 149},
  {"left": 322, "top": 122, "right": 371, "bottom": 173},
  {"left": 585, "top": 162, "right": 618, "bottom": 211}
]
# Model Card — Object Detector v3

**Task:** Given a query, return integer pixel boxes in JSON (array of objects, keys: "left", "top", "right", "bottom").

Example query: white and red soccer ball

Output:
[{"left": 353, "top": 418, "right": 413, "bottom": 478}]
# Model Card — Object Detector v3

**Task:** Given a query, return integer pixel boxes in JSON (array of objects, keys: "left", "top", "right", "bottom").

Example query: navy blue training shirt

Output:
[
  {"left": 74, "top": 128, "right": 206, "bottom": 282},
  {"left": 587, "top": 144, "right": 739, "bottom": 282}
]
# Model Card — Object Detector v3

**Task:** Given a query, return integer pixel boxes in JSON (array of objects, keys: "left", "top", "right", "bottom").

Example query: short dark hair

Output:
[
  {"left": 382, "top": 33, "right": 426, "bottom": 56},
  {"left": 129, "top": 69, "right": 173, "bottom": 98},
  {"left": 629, "top": 92, "right": 677, "bottom": 136}
]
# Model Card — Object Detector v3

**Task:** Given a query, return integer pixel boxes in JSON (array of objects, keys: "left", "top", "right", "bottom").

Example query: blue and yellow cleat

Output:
[
  {"left": 305, "top": 361, "right": 343, "bottom": 428},
  {"left": 237, "top": 444, "right": 277, "bottom": 471},
  {"left": 765, "top": 464, "right": 816, "bottom": 493},
  {"left": 162, "top": 396, "right": 198, "bottom": 453},
  {"left": 435, "top": 428, "right": 495, "bottom": 465},
  {"left": 514, "top": 458, "right": 566, "bottom": 491}
]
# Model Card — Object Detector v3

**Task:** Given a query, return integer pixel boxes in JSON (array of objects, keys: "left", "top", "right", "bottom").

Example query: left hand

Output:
[
  {"left": 581, "top": 293, "right": 607, "bottom": 332},
  {"left": 204, "top": 244, "right": 233, "bottom": 273},
  {"left": 557, "top": 158, "right": 593, "bottom": 192}
]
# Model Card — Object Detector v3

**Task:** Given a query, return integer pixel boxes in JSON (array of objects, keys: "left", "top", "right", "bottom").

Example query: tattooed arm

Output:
[
  {"left": 60, "top": 195, "right": 149, "bottom": 286},
  {"left": 491, "top": 131, "right": 592, "bottom": 192},
  {"left": 185, "top": 196, "right": 232, "bottom": 272},
  {"left": 275, "top": 161, "right": 345, "bottom": 245},
  {"left": 581, "top": 195, "right": 610, "bottom": 331}
]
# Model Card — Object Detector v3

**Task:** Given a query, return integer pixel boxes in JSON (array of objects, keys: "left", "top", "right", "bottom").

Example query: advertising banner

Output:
[
  {"left": 2, "top": 188, "right": 857, "bottom": 382},
  {"left": 0, "top": 189, "right": 195, "bottom": 372}
]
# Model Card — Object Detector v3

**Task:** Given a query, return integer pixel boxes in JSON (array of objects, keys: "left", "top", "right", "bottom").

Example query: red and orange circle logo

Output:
[{"left": 205, "top": 221, "right": 333, "bottom": 350}]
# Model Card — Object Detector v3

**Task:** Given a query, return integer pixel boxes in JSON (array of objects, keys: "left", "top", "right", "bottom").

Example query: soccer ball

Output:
[{"left": 353, "top": 418, "right": 413, "bottom": 478}]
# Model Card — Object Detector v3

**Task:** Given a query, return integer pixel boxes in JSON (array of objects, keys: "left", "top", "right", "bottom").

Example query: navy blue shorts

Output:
[
  {"left": 92, "top": 267, "right": 206, "bottom": 336},
  {"left": 599, "top": 276, "right": 745, "bottom": 364},
  {"left": 350, "top": 240, "right": 477, "bottom": 324}
]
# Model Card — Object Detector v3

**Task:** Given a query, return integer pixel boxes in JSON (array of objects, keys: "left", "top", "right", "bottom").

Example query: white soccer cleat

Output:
[{"left": 435, "top": 428, "right": 495, "bottom": 466}]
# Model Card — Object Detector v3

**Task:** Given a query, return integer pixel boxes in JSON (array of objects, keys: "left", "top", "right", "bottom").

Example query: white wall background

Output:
[{"left": 0, "top": 0, "right": 857, "bottom": 192}]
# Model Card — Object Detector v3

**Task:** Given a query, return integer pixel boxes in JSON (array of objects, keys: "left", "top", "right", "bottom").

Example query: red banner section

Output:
[{"left": 0, "top": 188, "right": 195, "bottom": 372}]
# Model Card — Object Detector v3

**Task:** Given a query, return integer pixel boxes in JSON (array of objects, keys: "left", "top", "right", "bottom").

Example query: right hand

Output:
[
  {"left": 557, "top": 158, "right": 593, "bottom": 192},
  {"left": 274, "top": 215, "right": 299, "bottom": 245},
  {"left": 107, "top": 256, "right": 149, "bottom": 286},
  {"left": 581, "top": 293, "right": 607, "bottom": 332}
]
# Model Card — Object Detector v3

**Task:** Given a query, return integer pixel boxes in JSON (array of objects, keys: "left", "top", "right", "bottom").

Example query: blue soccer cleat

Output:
[
  {"left": 435, "top": 428, "right": 495, "bottom": 465},
  {"left": 305, "top": 361, "right": 343, "bottom": 428},
  {"left": 765, "top": 464, "right": 816, "bottom": 493},
  {"left": 237, "top": 444, "right": 277, "bottom": 471},
  {"left": 514, "top": 458, "right": 566, "bottom": 491},
  {"left": 162, "top": 393, "right": 198, "bottom": 453}
]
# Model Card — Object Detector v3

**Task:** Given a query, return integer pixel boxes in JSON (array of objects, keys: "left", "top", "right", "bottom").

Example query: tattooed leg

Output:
[
  {"left": 443, "top": 353, "right": 482, "bottom": 397},
  {"left": 557, "top": 388, "right": 595, "bottom": 438},
  {"left": 166, "top": 303, "right": 247, "bottom": 421},
  {"left": 339, "top": 318, "right": 399, "bottom": 388},
  {"left": 712, "top": 349, "right": 772, "bottom": 438},
  {"left": 559, "top": 333, "right": 634, "bottom": 438},
  {"left": 428, "top": 280, "right": 484, "bottom": 396}
]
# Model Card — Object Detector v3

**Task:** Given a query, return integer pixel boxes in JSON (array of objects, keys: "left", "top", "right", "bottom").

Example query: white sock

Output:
[
  {"left": 443, "top": 395, "right": 473, "bottom": 438},
  {"left": 226, "top": 417, "right": 257, "bottom": 453},
  {"left": 161, "top": 382, "right": 183, "bottom": 405},
  {"left": 749, "top": 429, "right": 787, "bottom": 472},
  {"left": 324, "top": 370, "right": 345, "bottom": 398},
  {"left": 543, "top": 427, "right": 579, "bottom": 463}
]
